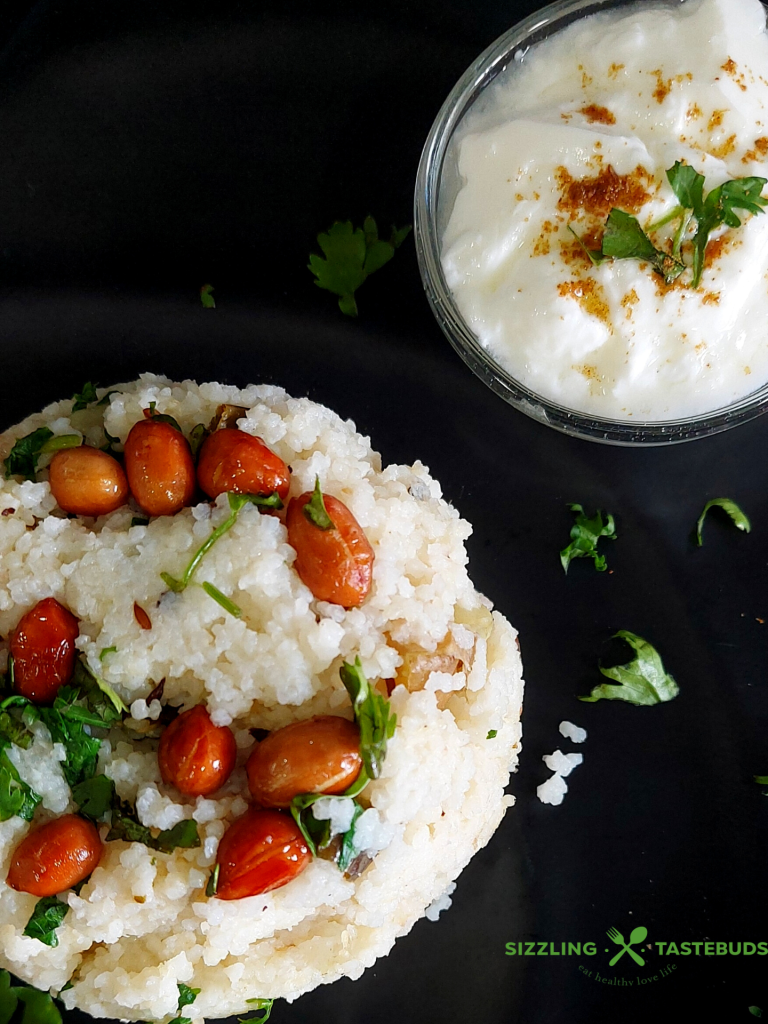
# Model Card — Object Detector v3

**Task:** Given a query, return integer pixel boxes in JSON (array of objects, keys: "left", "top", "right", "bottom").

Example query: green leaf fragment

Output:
[
  {"left": 560, "top": 503, "right": 616, "bottom": 574},
  {"left": 302, "top": 477, "right": 334, "bottom": 530},
  {"left": 0, "top": 745, "right": 42, "bottom": 822},
  {"left": 336, "top": 801, "right": 365, "bottom": 874},
  {"left": 580, "top": 630, "right": 679, "bottom": 706},
  {"left": 200, "top": 283, "right": 216, "bottom": 308},
  {"left": 749, "top": 1009, "right": 763, "bottom": 1019},
  {"left": 154, "top": 819, "right": 201, "bottom": 854},
  {"left": 106, "top": 794, "right": 200, "bottom": 853},
  {"left": 161, "top": 492, "right": 282, "bottom": 593},
  {"left": 290, "top": 793, "right": 333, "bottom": 857},
  {"left": 71, "top": 382, "right": 99, "bottom": 412},
  {"left": 240, "top": 998, "right": 274, "bottom": 1023},
  {"left": 15, "top": 986, "right": 63, "bottom": 1024},
  {"left": 0, "top": 710, "right": 34, "bottom": 749},
  {"left": 308, "top": 217, "right": 410, "bottom": 316},
  {"left": 602, "top": 209, "right": 685, "bottom": 284},
  {"left": 201, "top": 582, "right": 242, "bottom": 618},
  {"left": 72, "top": 774, "right": 115, "bottom": 820},
  {"left": 188, "top": 423, "right": 209, "bottom": 460},
  {"left": 340, "top": 658, "right": 396, "bottom": 780},
  {"left": 695, "top": 498, "right": 751, "bottom": 546},
  {"left": 4, "top": 428, "right": 54, "bottom": 480},
  {"left": 176, "top": 983, "right": 200, "bottom": 1013},
  {"left": 23, "top": 896, "right": 69, "bottom": 947},
  {"left": 486, "top": 729, "right": 498, "bottom": 739},
  {"left": 99, "top": 646, "right": 117, "bottom": 662},
  {"left": 567, "top": 224, "right": 608, "bottom": 266},
  {"left": 205, "top": 863, "right": 220, "bottom": 897}
]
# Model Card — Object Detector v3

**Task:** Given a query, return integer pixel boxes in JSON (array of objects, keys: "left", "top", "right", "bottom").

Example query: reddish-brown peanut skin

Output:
[
  {"left": 7, "top": 815, "right": 103, "bottom": 896},
  {"left": 158, "top": 704, "right": 237, "bottom": 796},
  {"left": 48, "top": 447, "right": 129, "bottom": 517},
  {"left": 123, "top": 420, "right": 196, "bottom": 516},
  {"left": 215, "top": 808, "right": 311, "bottom": 900},
  {"left": 10, "top": 597, "right": 79, "bottom": 704},
  {"left": 196, "top": 429, "right": 290, "bottom": 501},
  {"left": 246, "top": 715, "right": 362, "bottom": 808},
  {"left": 286, "top": 493, "right": 374, "bottom": 607}
]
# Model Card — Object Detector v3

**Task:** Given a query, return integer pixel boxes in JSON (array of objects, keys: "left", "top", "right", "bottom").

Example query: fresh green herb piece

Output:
[
  {"left": 40, "top": 435, "right": 81, "bottom": 456},
  {"left": 289, "top": 793, "right": 333, "bottom": 856},
  {"left": 0, "top": 971, "right": 63, "bottom": 1024},
  {"left": 71, "top": 382, "right": 98, "bottom": 412},
  {"left": 755, "top": 775, "right": 768, "bottom": 795},
  {"left": 302, "top": 477, "right": 334, "bottom": 530},
  {"left": 336, "top": 802, "right": 366, "bottom": 874},
  {"left": 201, "top": 582, "right": 242, "bottom": 618},
  {"left": 308, "top": 217, "right": 411, "bottom": 316},
  {"left": 0, "top": 742, "right": 42, "bottom": 822},
  {"left": 4, "top": 428, "right": 54, "bottom": 480},
  {"left": 188, "top": 423, "right": 209, "bottom": 460},
  {"left": 580, "top": 630, "right": 679, "bottom": 706},
  {"left": 486, "top": 729, "right": 498, "bottom": 739},
  {"left": 145, "top": 404, "right": 183, "bottom": 434},
  {"left": 749, "top": 1009, "right": 763, "bottom": 1019},
  {"left": 99, "top": 646, "right": 117, "bottom": 662},
  {"left": 205, "top": 863, "right": 220, "bottom": 897},
  {"left": 0, "top": 710, "right": 34, "bottom": 749},
  {"left": 200, "top": 283, "right": 215, "bottom": 308},
  {"left": 161, "top": 492, "right": 283, "bottom": 593},
  {"left": 240, "top": 998, "right": 274, "bottom": 1023},
  {"left": 601, "top": 209, "right": 685, "bottom": 284},
  {"left": 167, "top": 981, "right": 200, "bottom": 1024},
  {"left": 567, "top": 225, "right": 608, "bottom": 267},
  {"left": 340, "top": 658, "right": 396, "bottom": 780},
  {"left": 130, "top": 517, "right": 150, "bottom": 528},
  {"left": 560, "top": 503, "right": 616, "bottom": 574},
  {"left": 106, "top": 794, "right": 200, "bottom": 853},
  {"left": 666, "top": 161, "right": 768, "bottom": 287},
  {"left": 101, "top": 427, "right": 122, "bottom": 456},
  {"left": 695, "top": 498, "right": 751, "bottom": 546},
  {"left": 23, "top": 897, "right": 69, "bottom": 947},
  {"left": 72, "top": 774, "right": 115, "bottom": 820}
]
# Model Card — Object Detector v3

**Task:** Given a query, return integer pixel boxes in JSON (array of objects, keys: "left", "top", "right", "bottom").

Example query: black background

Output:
[{"left": 1, "top": 1, "right": 767, "bottom": 1022}]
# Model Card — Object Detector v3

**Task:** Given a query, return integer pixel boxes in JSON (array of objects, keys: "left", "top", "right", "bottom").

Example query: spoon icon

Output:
[{"left": 606, "top": 925, "right": 647, "bottom": 967}]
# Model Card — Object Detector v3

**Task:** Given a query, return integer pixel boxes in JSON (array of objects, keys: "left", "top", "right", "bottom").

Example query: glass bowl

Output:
[{"left": 414, "top": 0, "right": 768, "bottom": 446}]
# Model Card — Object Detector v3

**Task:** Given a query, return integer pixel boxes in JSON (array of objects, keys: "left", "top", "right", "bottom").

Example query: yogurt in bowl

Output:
[{"left": 416, "top": 0, "right": 768, "bottom": 443}]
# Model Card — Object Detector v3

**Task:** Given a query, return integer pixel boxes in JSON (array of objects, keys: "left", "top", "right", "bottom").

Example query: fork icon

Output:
[{"left": 606, "top": 925, "right": 647, "bottom": 967}]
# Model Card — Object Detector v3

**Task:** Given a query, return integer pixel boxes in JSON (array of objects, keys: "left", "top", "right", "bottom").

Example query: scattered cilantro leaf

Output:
[
  {"left": 23, "top": 897, "right": 69, "bottom": 947},
  {"left": 695, "top": 498, "right": 751, "bottom": 546},
  {"left": 560, "top": 503, "right": 616, "bottom": 573},
  {"left": 99, "top": 646, "right": 117, "bottom": 662},
  {"left": 486, "top": 729, "right": 498, "bottom": 739},
  {"left": 240, "top": 998, "right": 274, "bottom": 1023},
  {"left": 602, "top": 209, "right": 685, "bottom": 284},
  {"left": 336, "top": 801, "right": 366, "bottom": 874},
  {"left": 749, "top": 1009, "right": 763, "bottom": 1019},
  {"left": 567, "top": 225, "right": 608, "bottom": 267},
  {"left": 161, "top": 492, "right": 283, "bottom": 593},
  {"left": 4, "top": 428, "right": 54, "bottom": 480},
  {"left": 0, "top": 710, "right": 34, "bottom": 749},
  {"left": 302, "top": 477, "right": 334, "bottom": 530},
  {"left": 0, "top": 972, "right": 63, "bottom": 1024},
  {"left": 340, "top": 658, "right": 396, "bottom": 779},
  {"left": 580, "top": 630, "right": 679, "bottom": 705},
  {"left": 200, "top": 283, "right": 215, "bottom": 308},
  {"left": 72, "top": 774, "right": 115, "bottom": 820},
  {"left": 71, "top": 382, "right": 98, "bottom": 412},
  {"left": 175, "top": 983, "right": 200, "bottom": 1015},
  {"left": 144, "top": 404, "right": 184, "bottom": 434},
  {"left": 755, "top": 775, "right": 768, "bottom": 795},
  {"left": 308, "top": 218, "right": 411, "bottom": 316},
  {"left": 40, "top": 435, "right": 81, "bottom": 456},
  {"left": 289, "top": 793, "right": 333, "bottom": 856},
  {"left": 205, "top": 863, "right": 220, "bottom": 897},
  {"left": 101, "top": 427, "right": 122, "bottom": 456},
  {"left": 0, "top": 743, "right": 42, "bottom": 822},
  {"left": 106, "top": 794, "right": 200, "bottom": 853},
  {"left": 201, "top": 582, "right": 242, "bottom": 618},
  {"left": 188, "top": 423, "right": 209, "bottom": 460}
]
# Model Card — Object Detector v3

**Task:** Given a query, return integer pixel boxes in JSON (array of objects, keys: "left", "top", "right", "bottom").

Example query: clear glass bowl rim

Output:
[{"left": 414, "top": 0, "right": 768, "bottom": 446}]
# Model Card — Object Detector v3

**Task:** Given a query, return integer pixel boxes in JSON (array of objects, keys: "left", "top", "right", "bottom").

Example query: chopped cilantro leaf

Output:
[
  {"left": 99, "top": 646, "right": 117, "bottom": 662},
  {"left": 749, "top": 1009, "right": 763, "bottom": 1019},
  {"left": 486, "top": 729, "right": 498, "bottom": 739},
  {"left": 72, "top": 774, "right": 115, "bottom": 820},
  {"left": 0, "top": 971, "right": 63, "bottom": 1024},
  {"left": 71, "top": 382, "right": 99, "bottom": 412},
  {"left": 302, "top": 477, "right": 334, "bottom": 530},
  {"left": 200, "top": 283, "right": 215, "bottom": 308},
  {"left": 4, "top": 428, "right": 53, "bottom": 480},
  {"left": 336, "top": 802, "right": 365, "bottom": 874},
  {"left": 289, "top": 793, "right": 333, "bottom": 856},
  {"left": 695, "top": 498, "right": 751, "bottom": 546},
  {"left": 205, "top": 863, "right": 220, "bottom": 897},
  {"left": 601, "top": 209, "right": 685, "bottom": 284},
  {"left": 340, "top": 658, "right": 396, "bottom": 780},
  {"left": 560, "top": 503, "right": 616, "bottom": 574},
  {"left": 0, "top": 710, "right": 34, "bottom": 749},
  {"left": 161, "top": 492, "right": 283, "bottom": 593},
  {"left": 240, "top": 998, "right": 274, "bottom": 1023},
  {"left": 176, "top": 983, "right": 200, "bottom": 1014},
  {"left": 0, "top": 742, "right": 42, "bottom": 822},
  {"left": 107, "top": 794, "right": 200, "bottom": 853},
  {"left": 580, "top": 630, "right": 679, "bottom": 706},
  {"left": 39, "top": 435, "right": 81, "bottom": 456},
  {"left": 308, "top": 217, "right": 411, "bottom": 316},
  {"left": 23, "top": 897, "right": 69, "bottom": 947},
  {"left": 188, "top": 423, "right": 209, "bottom": 460},
  {"left": 144, "top": 404, "right": 184, "bottom": 433}
]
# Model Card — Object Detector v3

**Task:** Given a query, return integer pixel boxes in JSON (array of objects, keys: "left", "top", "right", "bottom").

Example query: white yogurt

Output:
[{"left": 441, "top": 0, "right": 768, "bottom": 420}]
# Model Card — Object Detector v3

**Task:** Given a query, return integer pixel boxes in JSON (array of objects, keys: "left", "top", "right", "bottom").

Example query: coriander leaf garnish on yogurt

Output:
[
  {"left": 695, "top": 497, "right": 751, "bottom": 546},
  {"left": 580, "top": 630, "right": 679, "bottom": 706},
  {"left": 560, "top": 503, "right": 616, "bottom": 574}
]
